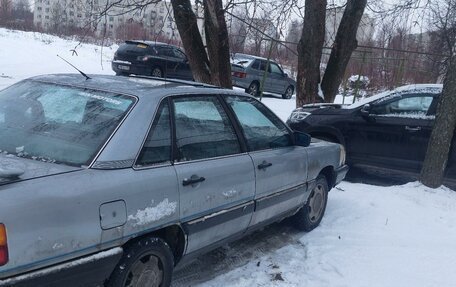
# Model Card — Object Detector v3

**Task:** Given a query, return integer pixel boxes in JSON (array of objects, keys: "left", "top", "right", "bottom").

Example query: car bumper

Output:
[
  {"left": 0, "top": 248, "right": 122, "bottom": 287},
  {"left": 334, "top": 165, "right": 349, "bottom": 185},
  {"left": 112, "top": 61, "right": 150, "bottom": 75}
]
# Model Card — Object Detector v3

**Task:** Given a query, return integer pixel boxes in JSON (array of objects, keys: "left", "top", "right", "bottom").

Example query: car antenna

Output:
[{"left": 57, "top": 54, "right": 91, "bottom": 80}]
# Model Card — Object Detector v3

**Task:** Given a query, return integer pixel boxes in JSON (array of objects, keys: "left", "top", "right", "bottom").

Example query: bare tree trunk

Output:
[
  {"left": 203, "top": 0, "right": 232, "bottom": 88},
  {"left": 420, "top": 58, "right": 456, "bottom": 188},
  {"left": 171, "top": 0, "right": 212, "bottom": 84},
  {"left": 321, "top": 0, "right": 367, "bottom": 103},
  {"left": 296, "top": 0, "right": 327, "bottom": 107}
]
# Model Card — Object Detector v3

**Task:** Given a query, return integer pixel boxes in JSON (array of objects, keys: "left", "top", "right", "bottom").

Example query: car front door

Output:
[
  {"left": 346, "top": 93, "right": 437, "bottom": 173},
  {"left": 268, "top": 62, "right": 287, "bottom": 94},
  {"left": 224, "top": 95, "right": 308, "bottom": 228},
  {"left": 172, "top": 48, "right": 192, "bottom": 80},
  {"left": 171, "top": 95, "right": 255, "bottom": 254}
]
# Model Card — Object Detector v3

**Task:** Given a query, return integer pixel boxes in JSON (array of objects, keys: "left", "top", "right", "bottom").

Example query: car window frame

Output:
[
  {"left": 133, "top": 97, "right": 174, "bottom": 170},
  {"left": 222, "top": 94, "right": 296, "bottom": 153},
  {"left": 169, "top": 94, "right": 247, "bottom": 165}
]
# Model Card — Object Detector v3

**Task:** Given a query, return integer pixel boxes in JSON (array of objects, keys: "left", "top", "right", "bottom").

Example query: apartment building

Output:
[{"left": 33, "top": 0, "right": 182, "bottom": 41}]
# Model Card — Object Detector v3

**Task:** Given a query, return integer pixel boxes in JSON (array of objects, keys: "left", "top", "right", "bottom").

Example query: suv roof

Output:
[{"left": 348, "top": 84, "right": 443, "bottom": 109}]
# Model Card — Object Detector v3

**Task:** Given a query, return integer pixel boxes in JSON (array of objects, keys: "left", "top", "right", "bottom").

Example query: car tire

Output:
[
  {"left": 291, "top": 175, "right": 328, "bottom": 232},
  {"left": 282, "top": 86, "right": 294, "bottom": 99},
  {"left": 246, "top": 82, "right": 260, "bottom": 97},
  {"left": 151, "top": 67, "right": 163, "bottom": 78},
  {"left": 107, "top": 237, "right": 174, "bottom": 287}
]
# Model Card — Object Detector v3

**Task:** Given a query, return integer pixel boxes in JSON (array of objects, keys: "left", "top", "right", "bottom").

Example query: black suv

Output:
[
  {"left": 112, "top": 40, "right": 193, "bottom": 80},
  {"left": 287, "top": 84, "right": 456, "bottom": 186}
]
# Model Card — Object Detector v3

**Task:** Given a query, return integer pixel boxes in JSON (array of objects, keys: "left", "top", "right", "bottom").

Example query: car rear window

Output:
[{"left": 0, "top": 80, "right": 135, "bottom": 167}]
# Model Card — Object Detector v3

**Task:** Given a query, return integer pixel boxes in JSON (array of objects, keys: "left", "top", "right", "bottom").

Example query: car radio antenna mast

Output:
[{"left": 57, "top": 54, "right": 91, "bottom": 80}]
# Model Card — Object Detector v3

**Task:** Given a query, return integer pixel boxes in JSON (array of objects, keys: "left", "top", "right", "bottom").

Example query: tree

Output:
[
  {"left": 203, "top": 0, "right": 232, "bottom": 88},
  {"left": 321, "top": 0, "right": 367, "bottom": 103},
  {"left": 0, "top": 0, "right": 12, "bottom": 26},
  {"left": 296, "top": 0, "right": 327, "bottom": 106},
  {"left": 420, "top": 0, "right": 456, "bottom": 188},
  {"left": 170, "top": 0, "right": 212, "bottom": 84}
]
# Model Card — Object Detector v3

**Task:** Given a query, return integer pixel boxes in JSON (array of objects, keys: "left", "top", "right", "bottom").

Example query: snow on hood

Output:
[{"left": 346, "top": 84, "right": 442, "bottom": 109}]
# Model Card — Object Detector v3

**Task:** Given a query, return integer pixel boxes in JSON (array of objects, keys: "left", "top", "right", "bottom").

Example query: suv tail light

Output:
[
  {"left": 232, "top": 71, "right": 247, "bottom": 78},
  {"left": 0, "top": 223, "right": 8, "bottom": 266},
  {"left": 137, "top": 55, "right": 151, "bottom": 62}
]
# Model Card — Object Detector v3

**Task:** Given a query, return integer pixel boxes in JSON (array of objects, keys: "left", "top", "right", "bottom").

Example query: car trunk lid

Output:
[{"left": 0, "top": 154, "right": 82, "bottom": 186}]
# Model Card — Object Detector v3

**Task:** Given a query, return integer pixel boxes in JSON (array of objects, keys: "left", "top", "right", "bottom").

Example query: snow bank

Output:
[{"left": 193, "top": 182, "right": 456, "bottom": 287}]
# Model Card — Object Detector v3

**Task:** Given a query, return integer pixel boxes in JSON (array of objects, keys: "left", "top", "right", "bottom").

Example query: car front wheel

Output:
[
  {"left": 151, "top": 67, "right": 163, "bottom": 78},
  {"left": 291, "top": 175, "right": 328, "bottom": 232},
  {"left": 282, "top": 86, "right": 294, "bottom": 99},
  {"left": 107, "top": 237, "right": 174, "bottom": 287}
]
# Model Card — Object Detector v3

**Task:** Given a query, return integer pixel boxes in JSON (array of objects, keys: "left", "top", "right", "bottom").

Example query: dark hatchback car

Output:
[
  {"left": 287, "top": 84, "right": 456, "bottom": 186},
  {"left": 112, "top": 40, "right": 193, "bottom": 81}
]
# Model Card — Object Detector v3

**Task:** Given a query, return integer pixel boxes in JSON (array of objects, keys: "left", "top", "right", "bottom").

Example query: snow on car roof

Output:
[{"left": 345, "top": 84, "right": 443, "bottom": 109}]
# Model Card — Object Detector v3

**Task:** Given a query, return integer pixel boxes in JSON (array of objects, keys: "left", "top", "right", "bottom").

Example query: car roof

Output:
[
  {"left": 28, "top": 74, "right": 246, "bottom": 102},
  {"left": 232, "top": 53, "right": 271, "bottom": 62},
  {"left": 124, "top": 40, "right": 180, "bottom": 49},
  {"left": 347, "top": 84, "right": 443, "bottom": 109}
]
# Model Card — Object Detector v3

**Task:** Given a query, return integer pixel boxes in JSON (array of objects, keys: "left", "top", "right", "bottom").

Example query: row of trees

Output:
[{"left": 1, "top": 0, "right": 455, "bottom": 188}]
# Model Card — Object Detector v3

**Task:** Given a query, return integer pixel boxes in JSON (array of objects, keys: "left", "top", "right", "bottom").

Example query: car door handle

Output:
[
  {"left": 183, "top": 175, "right": 206, "bottom": 186},
  {"left": 405, "top": 126, "right": 422, "bottom": 132},
  {"left": 258, "top": 161, "right": 272, "bottom": 170}
]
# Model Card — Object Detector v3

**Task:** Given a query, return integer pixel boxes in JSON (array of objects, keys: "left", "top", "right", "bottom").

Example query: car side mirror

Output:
[
  {"left": 360, "top": 104, "right": 371, "bottom": 117},
  {"left": 284, "top": 73, "right": 288, "bottom": 78},
  {"left": 294, "top": 131, "right": 311, "bottom": 147}
]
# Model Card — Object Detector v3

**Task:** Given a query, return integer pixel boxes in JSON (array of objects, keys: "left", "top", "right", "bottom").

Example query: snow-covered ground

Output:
[{"left": 1, "top": 28, "right": 456, "bottom": 286}]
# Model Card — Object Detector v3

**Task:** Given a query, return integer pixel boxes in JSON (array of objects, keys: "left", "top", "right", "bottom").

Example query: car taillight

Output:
[
  {"left": 0, "top": 223, "right": 8, "bottom": 266},
  {"left": 232, "top": 71, "right": 247, "bottom": 78},
  {"left": 137, "top": 55, "right": 150, "bottom": 61}
]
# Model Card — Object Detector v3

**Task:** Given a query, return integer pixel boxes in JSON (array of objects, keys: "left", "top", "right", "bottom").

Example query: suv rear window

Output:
[{"left": 0, "top": 80, "right": 135, "bottom": 167}]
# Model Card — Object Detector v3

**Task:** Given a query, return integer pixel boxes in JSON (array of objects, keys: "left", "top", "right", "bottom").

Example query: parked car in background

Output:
[
  {"left": 287, "top": 84, "right": 456, "bottom": 186},
  {"left": 112, "top": 40, "right": 193, "bottom": 80},
  {"left": 231, "top": 53, "right": 296, "bottom": 99},
  {"left": 0, "top": 74, "right": 347, "bottom": 287}
]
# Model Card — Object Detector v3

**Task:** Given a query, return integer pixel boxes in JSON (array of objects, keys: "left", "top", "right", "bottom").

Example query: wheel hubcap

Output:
[
  {"left": 286, "top": 88, "right": 293, "bottom": 98},
  {"left": 308, "top": 184, "right": 326, "bottom": 223},
  {"left": 152, "top": 69, "right": 162, "bottom": 77},
  {"left": 249, "top": 84, "right": 258, "bottom": 95},
  {"left": 125, "top": 254, "right": 163, "bottom": 287}
]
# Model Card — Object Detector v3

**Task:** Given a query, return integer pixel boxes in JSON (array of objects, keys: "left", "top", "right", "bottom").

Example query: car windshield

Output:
[{"left": 0, "top": 80, "right": 135, "bottom": 167}]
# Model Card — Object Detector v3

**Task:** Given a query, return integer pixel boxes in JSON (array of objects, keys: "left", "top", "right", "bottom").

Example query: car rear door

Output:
[
  {"left": 171, "top": 95, "right": 255, "bottom": 254},
  {"left": 224, "top": 95, "right": 308, "bottom": 228}
]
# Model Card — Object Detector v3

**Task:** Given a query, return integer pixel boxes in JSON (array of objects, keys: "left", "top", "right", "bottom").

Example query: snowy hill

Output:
[{"left": 1, "top": 28, "right": 456, "bottom": 287}]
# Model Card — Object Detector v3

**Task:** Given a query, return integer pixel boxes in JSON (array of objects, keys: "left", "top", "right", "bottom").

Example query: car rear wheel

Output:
[
  {"left": 246, "top": 82, "right": 260, "bottom": 97},
  {"left": 107, "top": 237, "right": 174, "bottom": 287},
  {"left": 291, "top": 175, "right": 328, "bottom": 232},
  {"left": 151, "top": 67, "right": 163, "bottom": 78},
  {"left": 282, "top": 86, "right": 294, "bottom": 99}
]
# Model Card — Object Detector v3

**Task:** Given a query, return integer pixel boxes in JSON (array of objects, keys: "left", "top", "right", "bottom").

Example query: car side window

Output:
[
  {"left": 173, "top": 48, "right": 187, "bottom": 61},
  {"left": 136, "top": 101, "right": 171, "bottom": 167},
  {"left": 225, "top": 96, "right": 292, "bottom": 151},
  {"left": 371, "top": 94, "right": 435, "bottom": 117},
  {"left": 270, "top": 63, "right": 283, "bottom": 75},
  {"left": 251, "top": 60, "right": 260, "bottom": 70},
  {"left": 173, "top": 96, "right": 241, "bottom": 162}
]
